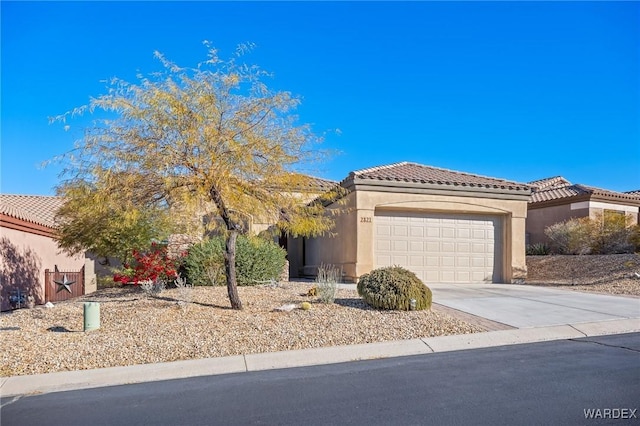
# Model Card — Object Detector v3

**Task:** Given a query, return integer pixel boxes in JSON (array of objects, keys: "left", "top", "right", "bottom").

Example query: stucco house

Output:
[
  {"left": 288, "top": 162, "right": 532, "bottom": 284},
  {"left": 526, "top": 177, "right": 640, "bottom": 246},
  {"left": 0, "top": 194, "right": 96, "bottom": 311}
]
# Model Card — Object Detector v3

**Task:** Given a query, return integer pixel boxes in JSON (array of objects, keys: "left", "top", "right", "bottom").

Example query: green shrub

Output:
[
  {"left": 184, "top": 235, "right": 286, "bottom": 286},
  {"left": 357, "top": 266, "right": 432, "bottom": 311},
  {"left": 526, "top": 243, "right": 550, "bottom": 255},
  {"left": 183, "top": 237, "right": 225, "bottom": 286}
]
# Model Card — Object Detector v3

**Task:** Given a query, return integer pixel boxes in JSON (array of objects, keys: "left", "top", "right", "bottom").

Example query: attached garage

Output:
[
  {"left": 374, "top": 211, "right": 502, "bottom": 283},
  {"left": 289, "top": 162, "right": 531, "bottom": 284}
]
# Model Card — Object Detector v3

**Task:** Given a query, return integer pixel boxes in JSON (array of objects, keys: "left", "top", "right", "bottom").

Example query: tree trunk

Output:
[
  {"left": 209, "top": 185, "right": 243, "bottom": 310},
  {"left": 224, "top": 230, "right": 242, "bottom": 310}
]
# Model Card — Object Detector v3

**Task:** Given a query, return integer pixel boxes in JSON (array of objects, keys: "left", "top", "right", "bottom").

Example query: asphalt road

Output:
[{"left": 2, "top": 333, "right": 639, "bottom": 426}]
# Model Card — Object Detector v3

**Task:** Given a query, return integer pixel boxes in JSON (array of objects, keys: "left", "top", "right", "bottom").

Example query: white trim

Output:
[{"left": 570, "top": 201, "right": 638, "bottom": 213}]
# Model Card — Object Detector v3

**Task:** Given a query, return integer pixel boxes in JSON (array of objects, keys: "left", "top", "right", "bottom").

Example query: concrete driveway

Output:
[{"left": 430, "top": 283, "right": 640, "bottom": 328}]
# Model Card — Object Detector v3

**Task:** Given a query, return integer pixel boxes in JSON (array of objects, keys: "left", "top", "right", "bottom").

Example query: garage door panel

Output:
[
  {"left": 427, "top": 228, "right": 440, "bottom": 237},
  {"left": 457, "top": 228, "right": 471, "bottom": 238},
  {"left": 426, "top": 241, "right": 439, "bottom": 252},
  {"left": 441, "top": 256, "right": 455, "bottom": 267},
  {"left": 409, "top": 241, "right": 423, "bottom": 251},
  {"left": 457, "top": 242, "right": 471, "bottom": 252},
  {"left": 472, "top": 243, "right": 487, "bottom": 253},
  {"left": 442, "top": 227, "right": 455, "bottom": 238},
  {"left": 375, "top": 211, "right": 502, "bottom": 283},
  {"left": 377, "top": 240, "right": 391, "bottom": 251},
  {"left": 409, "top": 256, "right": 424, "bottom": 267},
  {"left": 472, "top": 271, "right": 490, "bottom": 282},
  {"left": 457, "top": 257, "right": 470, "bottom": 267},
  {"left": 441, "top": 242, "right": 455, "bottom": 253},
  {"left": 473, "top": 229, "right": 487, "bottom": 239},
  {"left": 457, "top": 271, "right": 471, "bottom": 282},
  {"left": 392, "top": 255, "right": 409, "bottom": 265},
  {"left": 410, "top": 227, "right": 424, "bottom": 237},
  {"left": 393, "top": 240, "right": 408, "bottom": 251},
  {"left": 393, "top": 225, "right": 408, "bottom": 237},
  {"left": 471, "top": 257, "right": 485, "bottom": 267},
  {"left": 441, "top": 270, "right": 455, "bottom": 281},
  {"left": 377, "top": 225, "right": 391, "bottom": 236}
]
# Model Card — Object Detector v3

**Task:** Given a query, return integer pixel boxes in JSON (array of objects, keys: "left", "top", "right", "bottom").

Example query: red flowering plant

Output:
[{"left": 113, "top": 243, "right": 179, "bottom": 285}]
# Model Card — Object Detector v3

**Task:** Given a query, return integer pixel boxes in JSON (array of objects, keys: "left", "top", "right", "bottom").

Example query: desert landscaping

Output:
[
  {"left": 526, "top": 253, "right": 640, "bottom": 296},
  {"left": 1, "top": 253, "right": 638, "bottom": 378},
  {"left": 0, "top": 283, "right": 482, "bottom": 377}
]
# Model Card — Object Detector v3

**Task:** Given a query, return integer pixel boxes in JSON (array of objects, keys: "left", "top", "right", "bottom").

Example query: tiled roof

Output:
[
  {"left": 268, "top": 174, "right": 337, "bottom": 192},
  {"left": 529, "top": 178, "right": 640, "bottom": 204},
  {"left": 348, "top": 162, "right": 530, "bottom": 191},
  {"left": 529, "top": 185, "right": 589, "bottom": 203},
  {"left": 527, "top": 176, "right": 572, "bottom": 191},
  {"left": 0, "top": 195, "right": 63, "bottom": 228},
  {"left": 298, "top": 175, "right": 337, "bottom": 191},
  {"left": 625, "top": 190, "right": 640, "bottom": 196}
]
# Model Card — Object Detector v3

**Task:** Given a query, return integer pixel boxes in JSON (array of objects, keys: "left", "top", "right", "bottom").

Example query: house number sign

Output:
[{"left": 360, "top": 217, "right": 372, "bottom": 223}]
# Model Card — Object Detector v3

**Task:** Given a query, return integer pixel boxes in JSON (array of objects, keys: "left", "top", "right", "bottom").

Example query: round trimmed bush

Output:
[
  {"left": 184, "top": 235, "right": 286, "bottom": 286},
  {"left": 357, "top": 266, "right": 432, "bottom": 311}
]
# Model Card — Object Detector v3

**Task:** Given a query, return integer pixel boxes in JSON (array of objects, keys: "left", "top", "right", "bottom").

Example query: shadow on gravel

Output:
[
  {"left": 47, "top": 326, "right": 80, "bottom": 333},
  {"left": 151, "top": 295, "right": 232, "bottom": 310},
  {"left": 74, "top": 286, "right": 143, "bottom": 304},
  {"left": 333, "top": 298, "right": 374, "bottom": 311}
]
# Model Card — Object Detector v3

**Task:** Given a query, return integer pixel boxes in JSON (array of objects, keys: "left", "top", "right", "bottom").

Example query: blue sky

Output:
[{"left": 2, "top": 1, "right": 639, "bottom": 195}]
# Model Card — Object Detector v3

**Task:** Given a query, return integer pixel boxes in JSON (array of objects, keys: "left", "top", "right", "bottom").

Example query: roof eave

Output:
[
  {"left": 348, "top": 177, "right": 532, "bottom": 201},
  {"left": 529, "top": 193, "right": 640, "bottom": 209}
]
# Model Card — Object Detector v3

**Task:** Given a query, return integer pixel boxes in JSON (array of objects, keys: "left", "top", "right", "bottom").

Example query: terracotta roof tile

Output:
[
  {"left": 0, "top": 195, "right": 63, "bottom": 228},
  {"left": 529, "top": 179, "right": 640, "bottom": 204},
  {"left": 579, "top": 184, "right": 640, "bottom": 202},
  {"left": 299, "top": 175, "right": 337, "bottom": 191},
  {"left": 527, "top": 176, "right": 572, "bottom": 190},
  {"left": 529, "top": 185, "right": 587, "bottom": 203},
  {"left": 349, "top": 162, "right": 530, "bottom": 191}
]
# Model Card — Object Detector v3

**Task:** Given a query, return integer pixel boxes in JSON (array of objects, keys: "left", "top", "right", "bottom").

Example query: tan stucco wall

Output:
[
  {"left": 295, "top": 189, "right": 528, "bottom": 283},
  {"left": 526, "top": 200, "right": 639, "bottom": 246},
  {"left": 526, "top": 204, "right": 587, "bottom": 245},
  {"left": 300, "top": 192, "right": 358, "bottom": 279},
  {"left": 0, "top": 227, "right": 87, "bottom": 311}
]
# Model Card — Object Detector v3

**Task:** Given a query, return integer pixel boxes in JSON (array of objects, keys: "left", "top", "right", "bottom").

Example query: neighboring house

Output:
[
  {"left": 0, "top": 194, "right": 96, "bottom": 311},
  {"left": 288, "top": 162, "right": 532, "bottom": 284},
  {"left": 526, "top": 176, "right": 640, "bottom": 246},
  {"left": 242, "top": 174, "right": 338, "bottom": 236}
]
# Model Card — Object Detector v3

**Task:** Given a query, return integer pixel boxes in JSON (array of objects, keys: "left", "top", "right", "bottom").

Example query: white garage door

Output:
[{"left": 374, "top": 211, "right": 502, "bottom": 283}]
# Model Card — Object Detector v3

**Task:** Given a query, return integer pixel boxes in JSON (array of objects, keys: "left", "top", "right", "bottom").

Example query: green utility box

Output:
[{"left": 83, "top": 302, "right": 100, "bottom": 331}]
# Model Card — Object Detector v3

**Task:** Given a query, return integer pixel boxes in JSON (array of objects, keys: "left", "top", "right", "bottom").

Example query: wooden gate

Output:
[{"left": 45, "top": 266, "right": 85, "bottom": 303}]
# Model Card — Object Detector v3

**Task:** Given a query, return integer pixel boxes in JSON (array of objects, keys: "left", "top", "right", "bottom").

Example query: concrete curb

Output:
[{"left": 2, "top": 319, "right": 638, "bottom": 398}]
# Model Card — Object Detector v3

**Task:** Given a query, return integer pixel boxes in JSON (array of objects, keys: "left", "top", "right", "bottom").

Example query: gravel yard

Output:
[
  {"left": 526, "top": 254, "right": 640, "bottom": 296},
  {"left": 4, "top": 255, "right": 637, "bottom": 378},
  {"left": 0, "top": 283, "right": 483, "bottom": 377}
]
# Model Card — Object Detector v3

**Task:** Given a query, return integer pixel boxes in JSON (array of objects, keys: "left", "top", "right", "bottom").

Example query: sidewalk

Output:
[{"left": 2, "top": 283, "right": 639, "bottom": 398}]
